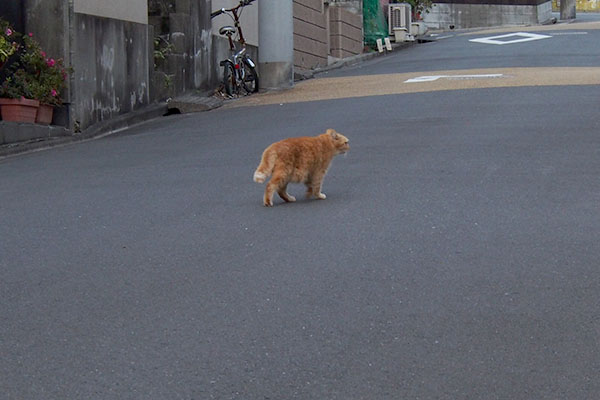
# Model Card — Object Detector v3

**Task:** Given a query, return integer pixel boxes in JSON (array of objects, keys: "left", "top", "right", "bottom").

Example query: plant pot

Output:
[
  {"left": 0, "top": 97, "right": 40, "bottom": 123},
  {"left": 35, "top": 103, "right": 54, "bottom": 125}
]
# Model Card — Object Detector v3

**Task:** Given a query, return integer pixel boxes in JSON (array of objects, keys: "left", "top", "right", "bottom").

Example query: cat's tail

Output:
[{"left": 253, "top": 148, "right": 276, "bottom": 183}]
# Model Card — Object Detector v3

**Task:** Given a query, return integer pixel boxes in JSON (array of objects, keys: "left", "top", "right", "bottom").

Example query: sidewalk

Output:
[{"left": 0, "top": 40, "right": 418, "bottom": 159}]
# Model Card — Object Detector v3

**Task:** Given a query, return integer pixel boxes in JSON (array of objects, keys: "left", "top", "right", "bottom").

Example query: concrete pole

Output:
[
  {"left": 258, "top": 0, "right": 294, "bottom": 90},
  {"left": 560, "top": 0, "right": 576, "bottom": 20}
]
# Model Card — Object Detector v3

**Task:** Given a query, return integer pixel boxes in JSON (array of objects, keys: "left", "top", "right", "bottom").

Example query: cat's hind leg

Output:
[
  {"left": 264, "top": 183, "right": 276, "bottom": 207},
  {"left": 305, "top": 183, "right": 313, "bottom": 199},
  {"left": 264, "top": 180, "right": 276, "bottom": 207},
  {"left": 277, "top": 184, "right": 296, "bottom": 203},
  {"left": 264, "top": 174, "right": 293, "bottom": 206}
]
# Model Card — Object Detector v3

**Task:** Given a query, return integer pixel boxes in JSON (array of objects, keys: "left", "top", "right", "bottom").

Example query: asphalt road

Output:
[{"left": 2, "top": 19, "right": 600, "bottom": 400}]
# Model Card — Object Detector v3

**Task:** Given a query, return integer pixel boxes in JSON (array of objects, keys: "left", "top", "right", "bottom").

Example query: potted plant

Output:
[
  {"left": 20, "top": 34, "right": 72, "bottom": 124},
  {"left": 0, "top": 67, "right": 40, "bottom": 123},
  {"left": 0, "top": 32, "right": 72, "bottom": 124}
]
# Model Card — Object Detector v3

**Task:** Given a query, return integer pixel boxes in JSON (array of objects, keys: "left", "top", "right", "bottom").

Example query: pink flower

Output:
[
  {"left": 41, "top": 51, "right": 46, "bottom": 58},
  {"left": 47, "top": 58, "right": 55, "bottom": 67},
  {"left": 51, "top": 89, "right": 58, "bottom": 97},
  {"left": 6, "top": 28, "right": 12, "bottom": 36},
  {"left": 28, "top": 32, "right": 33, "bottom": 37}
]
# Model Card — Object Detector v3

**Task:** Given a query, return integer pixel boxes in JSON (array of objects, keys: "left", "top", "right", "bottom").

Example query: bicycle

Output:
[{"left": 211, "top": 0, "right": 259, "bottom": 97}]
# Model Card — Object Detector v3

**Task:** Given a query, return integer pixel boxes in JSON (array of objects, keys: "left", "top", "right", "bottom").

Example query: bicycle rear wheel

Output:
[
  {"left": 242, "top": 60, "right": 259, "bottom": 94},
  {"left": 223, "top": 63, "right": 236, "bottom": 96}
]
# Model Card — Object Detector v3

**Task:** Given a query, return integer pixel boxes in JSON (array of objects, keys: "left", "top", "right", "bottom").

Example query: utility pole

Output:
[
  {"left": 560, "top": 0, "right": 576, "bottom": 20},
  {"left": 258, "top": 0, "right": 294, "bottom": 90}
]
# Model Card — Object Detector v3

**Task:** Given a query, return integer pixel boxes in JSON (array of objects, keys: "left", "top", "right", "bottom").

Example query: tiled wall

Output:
[
  {"left": 329, "top": 5, "right": 363, "bottom": 59},
  {"left": 294, "top": 0, "right": 328, "bottom": 70},
  {"left": 293, "top": 0, "right": 364, "bottom": 70}
]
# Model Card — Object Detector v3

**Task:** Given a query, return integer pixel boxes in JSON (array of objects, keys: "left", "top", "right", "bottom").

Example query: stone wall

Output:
[{"left": 424, "top": 0, "right": 553, "bottom": 30}]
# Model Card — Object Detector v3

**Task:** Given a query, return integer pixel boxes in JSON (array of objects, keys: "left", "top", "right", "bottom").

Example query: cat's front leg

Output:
[
  {"left": 309, "top": 182, "right": 326, "bottom": 200},
  {"left": 305, "top": 185, "right": 325, "bottom": 199}
]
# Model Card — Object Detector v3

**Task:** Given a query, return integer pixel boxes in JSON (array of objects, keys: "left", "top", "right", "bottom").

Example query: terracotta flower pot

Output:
[
  {"left": 35, "top": 103, "right": 54, "bottom": 125},
  {"left": 0, "top": 97, "right": 40, "bottom": 123}
]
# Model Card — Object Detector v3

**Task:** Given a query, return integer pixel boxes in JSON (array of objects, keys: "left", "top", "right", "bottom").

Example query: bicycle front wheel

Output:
[
  {"left": 242, "top": 60, "right": 259, "bottom": 94},
  {"left": 223, "top": 63, "right": 236, "bottom": 96}
]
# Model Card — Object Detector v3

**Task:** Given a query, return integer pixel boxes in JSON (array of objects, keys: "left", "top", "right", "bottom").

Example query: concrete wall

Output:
[
  {"left": 71, "top": 14, "right": 150, "bottom": 131},
  {"left": 150, "top": 0, "right": 214, "bottom": 101},
  {"left": 24, "top": 0, "right": 71, "bottom": 127},
  {"left": 74, "top": 0, "right": 148, "bottom": 24},
  {"left": 424, "top": 0, "right": 553, "bottom": 29}
]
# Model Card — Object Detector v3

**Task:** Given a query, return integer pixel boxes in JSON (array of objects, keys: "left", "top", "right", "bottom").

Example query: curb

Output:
[
  {"left": 0, "top": 103, "right": 168, "bottom": 160},
  {"left": 167, "top": 91, "right": 224, "bottom": 114},
  {"left": 294, "top": 41, "right": 417, "bottom": 81}
]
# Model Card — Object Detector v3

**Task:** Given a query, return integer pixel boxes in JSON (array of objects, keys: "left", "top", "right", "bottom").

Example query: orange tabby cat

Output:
[{"left": 253, "top": 128, "right": 350, "bottom": 207}]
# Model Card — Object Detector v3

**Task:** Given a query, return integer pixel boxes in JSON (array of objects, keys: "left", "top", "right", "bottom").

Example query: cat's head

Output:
[{"left": 326, "top": 129, "right": 350, "bottom": 154}]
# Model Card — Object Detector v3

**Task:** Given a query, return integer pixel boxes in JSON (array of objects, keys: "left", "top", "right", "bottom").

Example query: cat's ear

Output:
[{"left": 326, "top": 128, "right": 338, "bottom": 139}]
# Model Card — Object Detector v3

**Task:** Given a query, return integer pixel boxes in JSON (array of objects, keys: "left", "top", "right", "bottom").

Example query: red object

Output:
[
  {"left": 0, "top": 97, "right": 40, "bottom": 123},
  {"left": 35, "top": 103, "right": 54, "bottom": 125}
]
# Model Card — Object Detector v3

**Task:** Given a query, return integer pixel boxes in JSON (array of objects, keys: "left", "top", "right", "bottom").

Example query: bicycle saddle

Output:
[{"left": 219, "top": 26, "right": 236, "bottom": 36}]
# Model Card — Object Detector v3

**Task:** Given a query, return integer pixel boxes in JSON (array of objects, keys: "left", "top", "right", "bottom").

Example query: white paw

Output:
[
  {"left": 288, "top": 195, "right": 296, "bottom": 202},
  {"left": 317, "top": 193, "right": 326, "bottom": 200}
]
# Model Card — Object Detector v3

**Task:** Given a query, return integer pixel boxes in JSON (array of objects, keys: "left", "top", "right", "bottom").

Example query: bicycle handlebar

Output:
[
  {"left": 210, "top": 8, "right": 224, "bottom": 18},
  {"left": 210, "top": 0, "right": 255, "bottom": 19}
]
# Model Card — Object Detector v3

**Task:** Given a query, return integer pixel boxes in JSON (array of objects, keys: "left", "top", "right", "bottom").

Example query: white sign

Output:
[
  {"left": 405, "top": 74, "right": 504, "bottom": 83},
  {"left": 469, "top": 32, "right": 552, "bottom": 45},
  {"left": 384, "top": 37, "right": 392, "bottom": 51}
]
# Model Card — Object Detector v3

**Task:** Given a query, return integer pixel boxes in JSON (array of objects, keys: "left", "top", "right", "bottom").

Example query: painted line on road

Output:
[
  {"left": 459, "top": 20, "right": 600, "bottom": 36},
  {"left": 405, "top": 74, "right": 504, "bottom": 83},
  {"left": 226, "top": 67, "right": 600, "bottom": 108},
  {"left": 550, "top": 31, "right": 589, "bottom": 35},
  {"left": 469, "top": 32, "right": 552, "bottom": 45}
]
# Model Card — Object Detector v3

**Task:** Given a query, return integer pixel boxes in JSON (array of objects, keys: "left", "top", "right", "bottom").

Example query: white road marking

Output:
[
  {"left": 430, "top": 34, "right": 454, "bottom": 40},
  {"left": 469, "top": 32, "right": 552, "bottom": 45},
  {"left": 549, "top": 31, "right": 588, "bottom": 35},
  {"left": 405, "top": 74, "right": 504, "bottom": 83}
]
